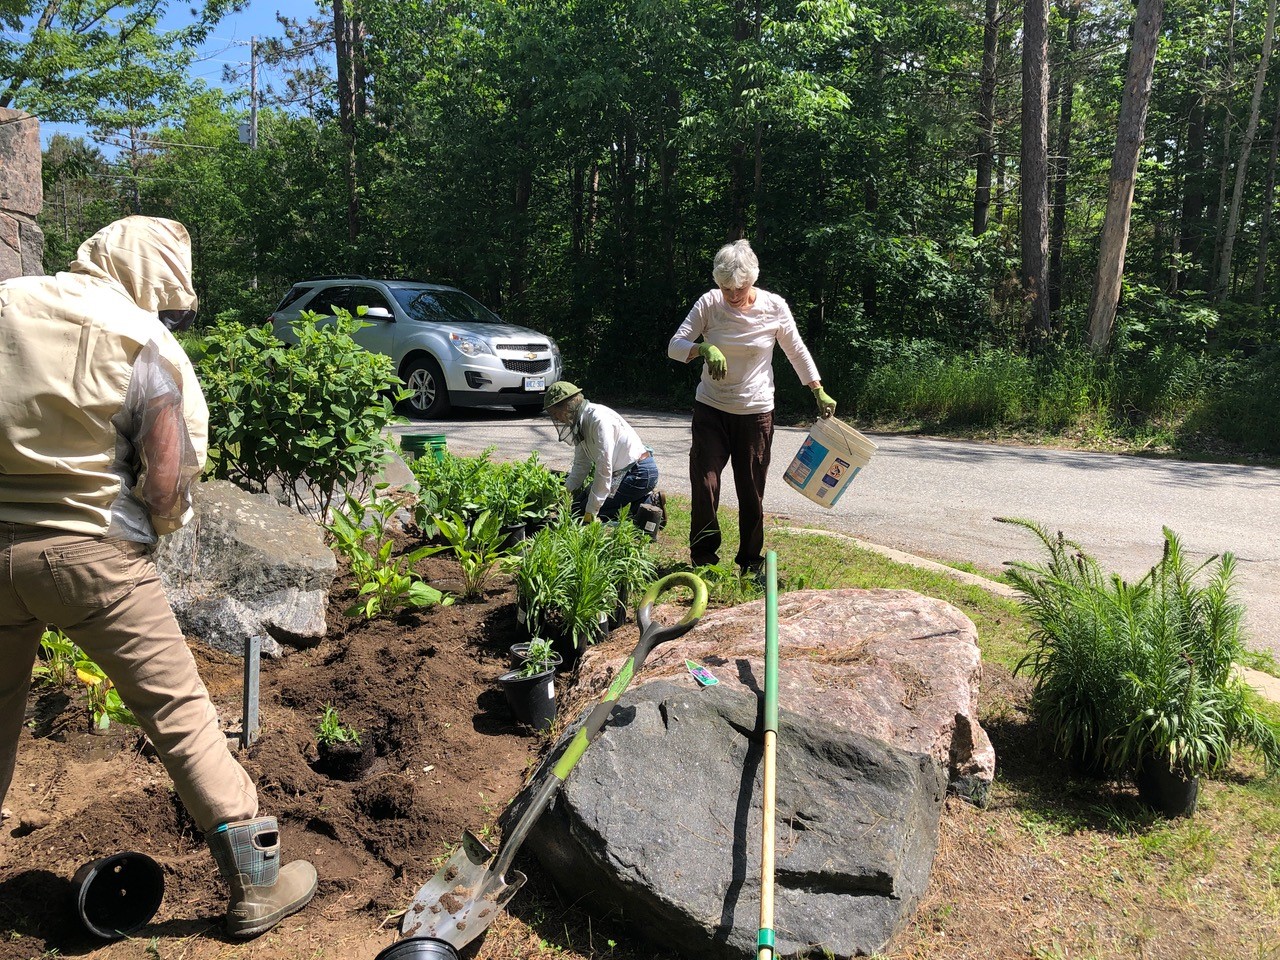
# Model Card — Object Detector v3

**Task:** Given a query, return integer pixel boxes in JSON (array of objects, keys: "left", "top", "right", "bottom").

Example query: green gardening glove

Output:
[
  {"left": 812, "top": 385, "right": 837, "bottom": 419},
  {"left": 698, "top": 342, "right": 727, "bottom": 381}
]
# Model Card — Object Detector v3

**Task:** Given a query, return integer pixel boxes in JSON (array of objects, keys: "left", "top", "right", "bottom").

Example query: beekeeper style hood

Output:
[{"left": 70, "top": 216, "right": 199, "bottom": 330}]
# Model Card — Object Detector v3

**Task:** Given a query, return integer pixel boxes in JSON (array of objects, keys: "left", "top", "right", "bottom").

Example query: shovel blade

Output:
[{"left": 400, "top": 830, "right": 526, "bottom": 949}]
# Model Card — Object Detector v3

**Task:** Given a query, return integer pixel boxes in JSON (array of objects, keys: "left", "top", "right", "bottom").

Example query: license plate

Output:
[{"left": 524, "top": 376, "right": 546, "bottom": 391}]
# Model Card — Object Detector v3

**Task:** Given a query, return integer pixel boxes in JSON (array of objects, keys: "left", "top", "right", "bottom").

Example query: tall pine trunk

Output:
[
  {"left": 1217, "top": 0, "right": 1277, "bottom": 302},
  {"left": 1021, "top": 0, "right": 1051, "bottom": 341},
  {"left": 1210, "top": 0, "right": 1238, "bottom": 284},
  {"left": 1049, "top": 1, "right": 1080, "bottom": 314},
  {"left": 1252, "top": 90, "right": 1280, "bottom": 302},
  {"left": 974, "top": 0, "right": 1001, "bottom": 236},
  {"left": 333, "top": 0, "right": 360, "bottom": 247},
  {"left": 1087, "top": 0, "right": 1165, "bottom": 352}
]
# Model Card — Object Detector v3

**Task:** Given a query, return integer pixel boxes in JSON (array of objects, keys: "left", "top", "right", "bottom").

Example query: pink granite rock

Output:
[{"left": 578, "top": 587, "right": 996, "bottom": 802}]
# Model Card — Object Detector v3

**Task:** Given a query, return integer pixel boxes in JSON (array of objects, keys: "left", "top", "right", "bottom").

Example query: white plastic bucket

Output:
[{"left": 782, "top": 418, "right": 877, "bottom": 508}]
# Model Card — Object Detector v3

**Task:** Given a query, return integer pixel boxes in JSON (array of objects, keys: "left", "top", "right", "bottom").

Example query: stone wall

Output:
[{"left": 0, "top": 107, "right": 45, "bottom": 280}]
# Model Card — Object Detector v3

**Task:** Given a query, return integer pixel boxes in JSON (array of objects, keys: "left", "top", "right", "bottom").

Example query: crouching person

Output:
[
  {"left": 543, "top": 381, "right": 666, "bottom": 529},
  {"left": 0, "top": 216, "right": 317, "bottom": 937}
]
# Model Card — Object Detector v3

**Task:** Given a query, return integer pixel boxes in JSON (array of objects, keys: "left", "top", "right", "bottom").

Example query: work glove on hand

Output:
[
  {"left": 812, "top": 386, "right": 837, "bottom": 419},
  {"left": 698, "top": 342, "right": 727, "bottom": 381},
  {"left": 583, "top": 512, "right": 597, "bottom": 524}
]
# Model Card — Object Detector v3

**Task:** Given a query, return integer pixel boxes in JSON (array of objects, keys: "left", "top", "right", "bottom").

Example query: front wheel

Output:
[{"left": 401, "top": 356, "right": 451, "bottom": 418}]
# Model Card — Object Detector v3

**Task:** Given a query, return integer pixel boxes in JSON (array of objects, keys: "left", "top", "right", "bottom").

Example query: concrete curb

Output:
[{"left": 774, "top": 526, "right": 1280, "bottom": 705}]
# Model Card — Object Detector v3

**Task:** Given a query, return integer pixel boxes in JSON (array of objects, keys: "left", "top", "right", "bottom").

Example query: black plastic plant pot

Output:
[
  {"left": 375, "top": 936, "right": 462, "bottom": 960},
  {"left": 71, "top": 851, "right": 165, "bottom": 940},
  {"left": 500, "top": 522, "right": 528, "bottom": 550},
  {"left": 498, "top": 667, "right": 556, "bottom": 731},
  {"left": 1135, "top": 759, "right": 1200, "bottom": 818}
]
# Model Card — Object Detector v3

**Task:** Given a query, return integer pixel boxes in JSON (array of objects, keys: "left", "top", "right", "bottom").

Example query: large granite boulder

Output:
[
  {"left": 154, "top": 480, "right": 336, "bottom": 657},
  {"left": 523, "top": 680, "right": 947, "bottom": 959},
  {"left": 0, "top": 107, "right": 45, "bottom": 280},
  {"left": 574, "top": 588, "right": 995, "bottom": 802},
  {"left": 519, "top": 588, "right": 994, "bottom": 958}
]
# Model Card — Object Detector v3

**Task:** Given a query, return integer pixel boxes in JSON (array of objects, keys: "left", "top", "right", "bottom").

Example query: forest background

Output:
[{"left": 5, "top": 0, "right": 1279, "bottom": 456}]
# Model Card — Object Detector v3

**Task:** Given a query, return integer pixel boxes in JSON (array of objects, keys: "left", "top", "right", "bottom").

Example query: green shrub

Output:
[
  {"left": 196, "top": 309, "right": 405, "bottom": 519},
  {"left": 1002, "top": 518, "right": 1280, "bottom": 781}
]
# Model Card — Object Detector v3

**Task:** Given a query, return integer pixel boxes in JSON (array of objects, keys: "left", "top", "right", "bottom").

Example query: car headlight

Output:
[{"left": 450, "top": 332, "right": 493, "bottom": 357}]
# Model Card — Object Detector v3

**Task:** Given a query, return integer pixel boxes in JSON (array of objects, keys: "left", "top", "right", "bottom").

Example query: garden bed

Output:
[{"left": 0, "top": 552, "right": 550, "bottom": 960}]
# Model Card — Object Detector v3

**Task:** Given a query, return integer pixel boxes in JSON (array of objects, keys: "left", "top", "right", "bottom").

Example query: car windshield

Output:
[{"left": 392, "top": 288, "right": 506, "bottom": 325}]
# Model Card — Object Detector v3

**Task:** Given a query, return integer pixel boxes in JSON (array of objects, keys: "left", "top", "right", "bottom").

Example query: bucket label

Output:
[
  {"left": 784, "top": 436, "right": 828, "bottom": 487},
  {"left": 821, "top": 457, "right": 852, "bottom": 488}
]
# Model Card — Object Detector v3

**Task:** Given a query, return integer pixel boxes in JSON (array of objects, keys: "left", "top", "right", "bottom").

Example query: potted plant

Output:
[
  {"left": 314, "top": 704, "right": 374, "bottom": 781},
  {"left": 506, "top": 512, "right": 655, "bottom": 667},
  {"left": 1003, "top": 519, "right": 1280, "bottom": 817},
  {"left": 497, "top": 638, "right": 557, "bottom": 731}
]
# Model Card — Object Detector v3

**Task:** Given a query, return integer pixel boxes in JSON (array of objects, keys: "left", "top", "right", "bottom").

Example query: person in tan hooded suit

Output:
[{"left": 0, "top": 217, "right": 317, "bottom": 938}]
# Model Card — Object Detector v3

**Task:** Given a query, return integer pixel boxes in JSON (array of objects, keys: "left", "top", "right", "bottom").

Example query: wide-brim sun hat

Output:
[{"left": 543, "top": 380, "right": 583, "bottom": 412}]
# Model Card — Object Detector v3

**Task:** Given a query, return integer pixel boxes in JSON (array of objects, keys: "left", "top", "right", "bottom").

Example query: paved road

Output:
[{"left": 393, "top": 409, "right": 1280, "bottom": 660}]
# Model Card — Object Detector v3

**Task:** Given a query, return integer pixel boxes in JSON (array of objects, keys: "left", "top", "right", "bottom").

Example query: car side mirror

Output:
[{"left": 363, "top": 306, "right": 393, "bottom": 320}]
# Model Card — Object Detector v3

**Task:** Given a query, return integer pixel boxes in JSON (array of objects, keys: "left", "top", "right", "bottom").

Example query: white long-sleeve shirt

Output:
[
  {"left": 667, "top": 288, "right": 821, "bottom": 414},
  {"left": 565, "top": 402, "right": 649, "bottom": 517}
]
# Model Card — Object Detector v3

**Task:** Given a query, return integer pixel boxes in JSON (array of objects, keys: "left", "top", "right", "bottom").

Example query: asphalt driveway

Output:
[{"left": 394, "top": 408, "right": 1280, "bottom": 661}]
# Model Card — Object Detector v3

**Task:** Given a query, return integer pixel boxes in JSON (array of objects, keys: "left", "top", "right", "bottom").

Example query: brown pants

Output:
[
  {"left": 0, "top": 523, "right": 256, "bottom": 831},
  {"left": 689, "top": 402, "right": 774, "bottom": 570}
]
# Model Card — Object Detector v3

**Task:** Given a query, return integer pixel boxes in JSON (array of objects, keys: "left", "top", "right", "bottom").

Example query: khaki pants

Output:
[{"left": 0, "top": 523, "right": 256, "bottom": 831}]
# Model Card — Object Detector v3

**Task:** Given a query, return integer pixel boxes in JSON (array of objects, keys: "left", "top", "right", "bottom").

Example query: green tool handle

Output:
[
  {"left": 492, "top": 572, "right": 708, "bottom": 883},
  {"left": 764, "top": 552, "right": 778, "bottom": 734}
]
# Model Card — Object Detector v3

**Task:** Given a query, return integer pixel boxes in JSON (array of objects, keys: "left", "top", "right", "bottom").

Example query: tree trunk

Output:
[
  {"left": 1252, "top": 89, "right": 1280, "bottom": 302},
  {"left": 974, "top": 0, "right": 1002, "bottom": 236},
  {"left": 1179, "top": 52, "right": 1208, "bottom": 291},
  {"left": 1217, "top": 0, "right": 1277, "bottom": 302},
  {"left": 728, "top": 0, "right": 753, "bottom": 239},
  {"left": 1210, "top": 0, "right": 1238, "bottom": 284},
  {"left": 333, "top": 0, "right": 360, "bottom": 245},
  {"left": 1049, "top": 1, "right": 1080, "bottom": 314},
  {"left": 1087, "top": 0, "right": 1165, "bottom": 353},
  {"left": 1021, "top": 0, "right": 1051, "bottom": 341}
]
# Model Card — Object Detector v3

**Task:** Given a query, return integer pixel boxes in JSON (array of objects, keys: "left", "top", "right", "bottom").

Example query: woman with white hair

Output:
[{"left": 668, "top": 239, "right": 836, "bottom": 577}]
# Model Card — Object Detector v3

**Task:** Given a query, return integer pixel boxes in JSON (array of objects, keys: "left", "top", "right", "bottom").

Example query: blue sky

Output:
[{"left": 39, "top": 0, "right": 320, "bottom": 152}]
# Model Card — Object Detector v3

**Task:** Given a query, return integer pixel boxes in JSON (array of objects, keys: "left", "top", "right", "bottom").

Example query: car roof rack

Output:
[{"left": 302, "top": 274, "right": 370, "bottom": 281}]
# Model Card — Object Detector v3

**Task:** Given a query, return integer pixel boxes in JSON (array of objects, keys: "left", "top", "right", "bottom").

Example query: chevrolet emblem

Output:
[{"left": 525, "top": 352, "right": 537, "bottom": 359}]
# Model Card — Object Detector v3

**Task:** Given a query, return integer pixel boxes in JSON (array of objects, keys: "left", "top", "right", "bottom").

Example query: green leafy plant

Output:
[
  {"left": 316, "top": 704, "right": 362, "bottom": 747},
  {"left": 31, "top": 627, "right": 81, "bottom": 688},
  {"left": 196, "top": 308, "right": 406, "bottom": 519},
  {"left": 327, "top": 488, "right": 453, "bottom": 619},
  {"left": 1002, "top": 518, "right": 1280, "bottom": 783},
  {"left": 507, "top": 511, "right": 656, "bottom": 650},
  {"left": 74, "top": 658, "right": 137, "bottom": 731},
  {"left": 516, "top": 638, "right": 558, "bottom": 678},
  {"left": 430, "top": 509, "right": 510, "bottom": 601},
  {"left": 410, "top": 450, "right": 565, "bottom": 535}
]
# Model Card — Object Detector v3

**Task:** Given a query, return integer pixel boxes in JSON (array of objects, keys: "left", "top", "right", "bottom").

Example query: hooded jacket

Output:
[{"left": 0, "top": 216, "right": 207, "bottom": 539}]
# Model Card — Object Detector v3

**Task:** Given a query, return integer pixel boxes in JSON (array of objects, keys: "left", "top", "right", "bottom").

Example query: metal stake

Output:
[{"left": 242, "top": 634, "right": 261, "bottom": 749}]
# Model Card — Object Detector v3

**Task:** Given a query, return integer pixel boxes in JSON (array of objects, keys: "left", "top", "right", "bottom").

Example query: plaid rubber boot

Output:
[{"left": 207, "top": 817, "right": 318, "bottom": 938}]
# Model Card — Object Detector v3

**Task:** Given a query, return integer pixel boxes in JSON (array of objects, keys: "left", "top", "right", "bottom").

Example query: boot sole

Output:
[{"left": 226, "top": 883, "right": 318, "bottom": 939}]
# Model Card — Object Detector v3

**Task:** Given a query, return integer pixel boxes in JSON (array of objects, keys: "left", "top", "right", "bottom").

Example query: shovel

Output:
[{"left": 399, "top": 571, "right": 709, "bottom": 950}]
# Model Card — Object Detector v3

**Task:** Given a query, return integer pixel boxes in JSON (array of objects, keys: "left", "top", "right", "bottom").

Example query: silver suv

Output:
[{"left": 269, "top": 276, "right": 562, "bottom": 417}]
